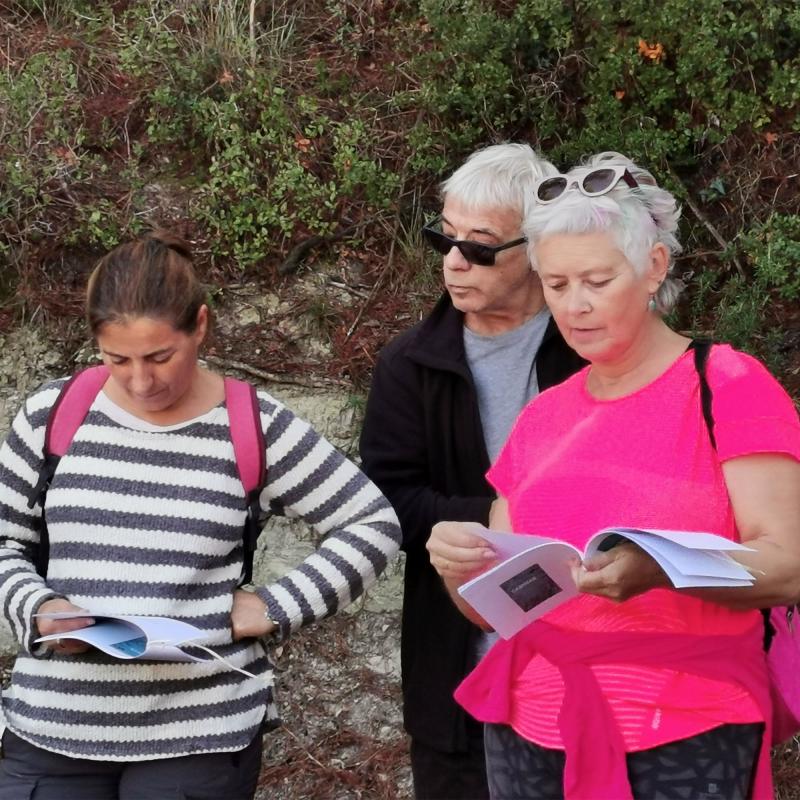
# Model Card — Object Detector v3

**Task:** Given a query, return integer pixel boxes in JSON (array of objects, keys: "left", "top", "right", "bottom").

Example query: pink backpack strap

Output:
[
  {"left": 28, "top": 365, "right": 109, "bottom": 577},
  {"left": 225, "top": 378, "right": 267, "bottom": 586},
  {"left": 224, "top": 378, "right": 266, "bottom": 495},
  {"left": 767, "top": 605, "right": 800, "bottom": 743},
  {"left": 45, "top": 365, "right": 110, "bottom": 456}
]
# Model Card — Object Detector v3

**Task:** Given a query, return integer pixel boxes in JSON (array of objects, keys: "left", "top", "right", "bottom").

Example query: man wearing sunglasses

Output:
[{"left": 360, "top": 144, "right": 584, "bottom": 799}]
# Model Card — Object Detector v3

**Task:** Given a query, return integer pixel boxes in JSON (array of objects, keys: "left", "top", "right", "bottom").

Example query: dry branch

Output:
[
  {"left": 669, "top": 168, "right": 746, "bottom": 279},
  {"left": 204, "top": 355, "right": 349, "bottom": 390}
]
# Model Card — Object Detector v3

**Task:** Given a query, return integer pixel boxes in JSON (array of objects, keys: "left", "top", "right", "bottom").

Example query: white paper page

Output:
[
  {"left": 624, "top": 533, "right": 754, "bottom": 581},
  {"left": 603, "top": 528, "right": 754, "bottom": 552},
  {"left": 120, "top": 615, "right": 206, "bottom": 645},
  {"left": 464, "top": 523, "right": 568, "bottom": 560},
  {"left": 669, "top": 574, "right": 754, "bottom": 589},
  {"left": 36, "top": 613, "right": 205, "bottom": 643},
  {"left": 586, "top": 531, "right": 752, "bottom": 580},
  {"left": 140, "top": 644, "right": 204, "bottom": 662},
  {"left": 36, "top": 620, "right": 147, "bottom": 659},
  {"left": 35, "top": 613, "right": 207, "bottom": 661},
  {"left": 458, "top": 542, "right": 579, "bottom": 639},
  {"left": 606, "top": 534, "right": 754, "bottom": 588}
]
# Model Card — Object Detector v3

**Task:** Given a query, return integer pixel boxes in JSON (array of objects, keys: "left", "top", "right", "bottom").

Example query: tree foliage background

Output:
[{"left": 0, "top": 0, "right": 798, "bottom": 391}]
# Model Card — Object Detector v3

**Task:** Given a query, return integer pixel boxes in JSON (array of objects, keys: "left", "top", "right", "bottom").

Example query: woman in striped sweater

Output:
[{"left": 0, "top": 231, "right": 401, "bottom": 799}]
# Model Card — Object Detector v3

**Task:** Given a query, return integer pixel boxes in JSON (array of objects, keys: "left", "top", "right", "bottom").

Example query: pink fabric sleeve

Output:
[{"left": 708, "top": 346, "right": 800, "bottom": 462}]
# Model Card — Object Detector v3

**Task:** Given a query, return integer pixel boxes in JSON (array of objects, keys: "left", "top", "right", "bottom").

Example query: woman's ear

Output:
[
  {"left": 646, "top": 243, "right": 670, "bottom": 294},
  {"left": 194, "top": 304, "right": 209, "bottom": 344}
]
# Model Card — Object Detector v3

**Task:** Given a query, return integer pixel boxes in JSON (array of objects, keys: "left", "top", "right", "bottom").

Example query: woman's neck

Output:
[
  {"left": 586, "top": 322, "right": 691, "bottom": 400},
  {"left": 105, "top": 368, "right": 226, "bottom": 426}
]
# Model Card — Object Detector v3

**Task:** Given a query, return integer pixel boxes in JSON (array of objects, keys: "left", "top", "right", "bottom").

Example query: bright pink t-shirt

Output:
[{"left": 486, "top": 344, "right": 800, "bottom": 752}]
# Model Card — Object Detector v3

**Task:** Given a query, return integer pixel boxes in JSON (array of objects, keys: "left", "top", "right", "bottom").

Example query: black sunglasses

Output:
[
  {"left": 421, "top": 219, "right": 527, "bottom": 267},
  {"left": 534, "top": 166, "right": 640, "bottom": 204}
]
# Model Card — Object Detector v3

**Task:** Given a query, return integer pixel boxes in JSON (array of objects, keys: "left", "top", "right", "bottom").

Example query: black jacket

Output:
[{"left": 359, "top": 293, "right": 585, "bottom": 752}]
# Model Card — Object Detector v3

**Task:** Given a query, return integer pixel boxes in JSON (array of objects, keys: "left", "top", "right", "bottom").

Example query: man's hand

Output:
[
  {"left": 427, "top": 521, "right": 497, "bottom": 584},
  {"left": 571, "top": 543, "right": 670, "bottom": 602},
  {"left": 231, "top": 589, "right": 277, "bottom": 641},
  {"left": 36, "top": 598, "right": 94, "bottom": 655}
]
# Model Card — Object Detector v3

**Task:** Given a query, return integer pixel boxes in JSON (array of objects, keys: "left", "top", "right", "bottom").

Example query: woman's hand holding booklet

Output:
[
  {"left": 456, "top": 525, "right": 755, "bottom": 639},
  {"left": 34, "top": 612, "right": 206, "bottom": 660},
  {"left": 34, "top": 612, "right": 265, "bottom": 679}
]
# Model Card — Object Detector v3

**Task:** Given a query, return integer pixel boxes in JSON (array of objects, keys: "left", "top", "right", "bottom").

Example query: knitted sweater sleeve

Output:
[
  {"left": 252, "top": 394, "right": 401, "bottom": 639},
  {"left": 0, "top": 382, "right": 65, "bottom": 654}
]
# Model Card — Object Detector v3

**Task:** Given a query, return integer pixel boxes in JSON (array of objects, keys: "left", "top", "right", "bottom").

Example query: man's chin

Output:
[{"left": 448, "top": 292, "right": 481, "bottom": 314}]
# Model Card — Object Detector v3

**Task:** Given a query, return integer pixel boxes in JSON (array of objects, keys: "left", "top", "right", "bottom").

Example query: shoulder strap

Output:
[
  {"left": 45, "top": 365, "right": 110, "bottom": 456},
  {"left": 224, "top": 378, "right": 267, "bottom": 586},
  {"left": 29, "top": 364, "right": 109, "bottom": 505},
  {"left": 689, "top": 340, "right": 717, "bottom": 451},
  {"left": 690, "top": 340, "right": 777, "bottom": 649},
  {"left": 225, "top": 378, "right": 266, "bottom": 494},
  {"left": 28, "top": 365, "right": 109, "bottom": 577}
]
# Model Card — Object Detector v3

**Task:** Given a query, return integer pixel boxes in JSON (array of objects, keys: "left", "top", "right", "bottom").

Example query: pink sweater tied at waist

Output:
[{"left": 454, "top": 620, "right": 772, "bottom": 800}]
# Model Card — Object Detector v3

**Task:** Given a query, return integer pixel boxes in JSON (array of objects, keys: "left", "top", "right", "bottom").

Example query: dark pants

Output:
[
  {"left": 484, "top": 722, "right": 763, "bottom": 800},
  {"left": 0, "top": 728, "right": 263, "bottom": 800},
  {"left": 411, "top": 717, "right": 489, "bottom": 800}
]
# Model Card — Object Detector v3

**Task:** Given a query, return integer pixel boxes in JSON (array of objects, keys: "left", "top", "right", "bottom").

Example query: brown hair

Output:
[{"left": 86, "top": 230, "right": 208, "bottom": 336}]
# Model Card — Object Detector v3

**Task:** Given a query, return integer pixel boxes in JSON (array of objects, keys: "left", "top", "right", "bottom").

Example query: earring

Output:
[{"left": 647, "top": 295, "right": 657, "bottom": 312}]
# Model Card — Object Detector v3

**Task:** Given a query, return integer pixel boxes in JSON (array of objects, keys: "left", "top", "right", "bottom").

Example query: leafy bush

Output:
[
  {"left": 0, "top": 46, "right": 93, "bottom": 289},
  {"left": 414, "top": 0, "right": 799, "bottom": 167},
  {"left": 689, "top": 213, "right": 800, "bottom": 370},
  {"left": 122, "top": 4, "right": 401, "bottom": 267},
  {"left": 0, "top": 0, "right": 797, "bottom": 380},
  {"left": 183, "top": 76, "right": 400, "bottom": 267}
]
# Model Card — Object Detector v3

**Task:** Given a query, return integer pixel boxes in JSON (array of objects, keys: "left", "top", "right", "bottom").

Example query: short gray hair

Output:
[
  {"left": 441, "top": 143, "right": 558, "bottom": 221},
  {"left": 525, "top": 152, "right": 684, "bottom": 313}
]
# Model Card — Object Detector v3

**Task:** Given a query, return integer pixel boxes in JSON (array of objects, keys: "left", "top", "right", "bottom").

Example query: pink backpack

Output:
[
  {"left": 693, "top": 340, "right": 800, "bottom": 744},
  {"left": 26, "top": 365, "right": 267, "bottom": 586},
  {"left": 766, "top": 607, "right": 800, "bottom": 743}
]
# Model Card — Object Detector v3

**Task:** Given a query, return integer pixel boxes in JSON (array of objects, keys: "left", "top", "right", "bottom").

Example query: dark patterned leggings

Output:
[{"left": 484, "top": 722, "right": 763, "bottom": 800}]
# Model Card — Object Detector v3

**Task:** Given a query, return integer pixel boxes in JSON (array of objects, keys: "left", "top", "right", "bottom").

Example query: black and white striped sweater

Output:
[{"left": 0, "top": 379, "right": 401, "bottom": 761}]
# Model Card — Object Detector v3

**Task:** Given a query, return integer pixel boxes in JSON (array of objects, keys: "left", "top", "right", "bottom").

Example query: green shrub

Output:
[
  {"left": 186, "top": 75, "right": 399, "bottom": 267},
  {"left": 0, "top": 48, "right": 87, "bottom": 276},
  {"left": 0, "top": 0, "right": 797, "bottom": 382},
  {"left": 413, "top": 0, "right": 800, "bottom": 169},
  {"left": 690, "top": 214, "right": 800, "bottom": 369}
]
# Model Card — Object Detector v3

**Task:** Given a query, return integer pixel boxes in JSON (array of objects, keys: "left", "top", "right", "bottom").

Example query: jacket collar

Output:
[
  {"left": 405, "top": 293, "right": 467, "bottom": 372},
  {"left": 406, "top": 292, "right": 562, "bottom": 373}
]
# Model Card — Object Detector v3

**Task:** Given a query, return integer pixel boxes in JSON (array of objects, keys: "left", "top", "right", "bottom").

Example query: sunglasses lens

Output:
[
  {"left": 459, "top": 243, "right": 495, "bottom": 267},
  {"left": 422, "top": 227, "right": 453, "bottom": 256},
  {"left": 537, "top": 177, "right": 567, "bottom": 203},
  {"left": 582, "top": 168, "right": 617, "bottom": 196},
  {"left": 422, "top": 224, "right": 502, "bottom": 266}
]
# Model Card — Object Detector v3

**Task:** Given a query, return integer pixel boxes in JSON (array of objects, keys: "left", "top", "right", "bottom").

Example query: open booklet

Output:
[
  {"left": 457, "top": 525, "right": 756, "bottom": 640},
  {"left": 34, "top": 612, "right": 208, "bottom": 661},
  {"left": 34, "top": 613, "right": 268, "bottom": 679}
]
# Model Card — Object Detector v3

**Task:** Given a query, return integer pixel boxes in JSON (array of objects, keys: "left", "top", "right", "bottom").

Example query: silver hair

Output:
[
  {"left": 524, "top": 152, "right": 684, "bottom": 314},
  {"left": 441, "top": 143, "right": 558, "bottom": 221}
]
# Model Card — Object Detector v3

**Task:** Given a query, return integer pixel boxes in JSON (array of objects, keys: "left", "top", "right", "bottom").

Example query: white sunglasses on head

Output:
[{"left": 534, "top": 166, "right": 641, "bottom": 204}]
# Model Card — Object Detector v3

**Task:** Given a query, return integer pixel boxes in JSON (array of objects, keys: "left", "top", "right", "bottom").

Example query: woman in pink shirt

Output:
[{"left": 427, "top": 152, "right": 800, "bottom": 800}]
